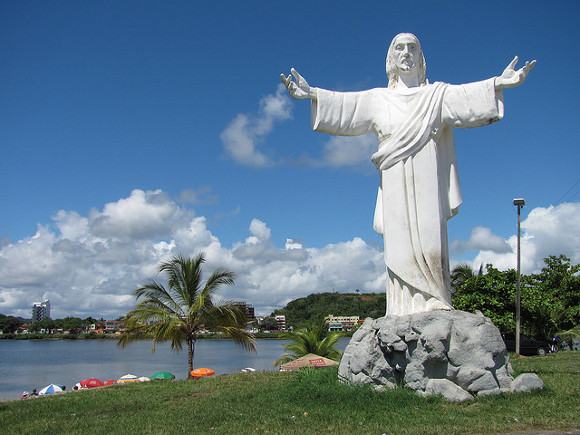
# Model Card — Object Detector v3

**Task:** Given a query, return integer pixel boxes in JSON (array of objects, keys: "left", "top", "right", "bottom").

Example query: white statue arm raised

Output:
[
  {"left": 494, "top": 56, "right": 536, "bottom": 90},
  {"left": 280, "top": 68, "right": 318, "bottom": 100}
]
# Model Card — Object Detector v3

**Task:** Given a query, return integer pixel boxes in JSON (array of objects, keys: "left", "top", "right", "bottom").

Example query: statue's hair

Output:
[{"left": 386, "top": 33, "right": 428, "bottom": 89}]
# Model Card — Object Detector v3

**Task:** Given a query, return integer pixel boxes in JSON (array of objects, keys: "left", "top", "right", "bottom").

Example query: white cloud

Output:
[
  {"left": 220, "top": 84, "right": 292, "bottom": 167},
  {"left": 227, "top": 227, "right": 385, "bottom": 314},
  {"left": 249, "top": 219, "right": 271, "bottom": 242},
  {"left": 285, "top": 238, "right": 303, "bottom": 250},
  {"left": 221, "top": 86, "right": 377, "bottom": 171},
  {"left": 89, "top": 189, "right": 190, "bottom": 240},
  {"left": 454, "top": 203, "right": 580, "bottom": 274},
  {"left": 451, "top": 226, "right": 511, "bottom": 254},
  {"left": 0, "top": 189, "right": 385, "bottom": 319}
]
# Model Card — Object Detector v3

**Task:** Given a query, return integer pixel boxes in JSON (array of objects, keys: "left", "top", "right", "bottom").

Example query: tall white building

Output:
[
  {"left": 274, "top": 315, "right": 286, "bottom": 331},
  {"left": 32, "top": 300, "right": 51, "bottom": 322}
]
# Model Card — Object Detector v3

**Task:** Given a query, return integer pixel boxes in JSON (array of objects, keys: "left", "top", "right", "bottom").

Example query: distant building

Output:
[
  {"left": 104, "top": 320, "right": 124, "bottom": 333},
  {"left": 233, "top": 302, "right": 255, "bottom": 320},
  {"left": 275, "top": 315, "right": 286, "bottom": 332},
  {"left": 32, "top": 300, "right": 51, "bottom": 322},
  {"left": 326, "top": 315, "right": 359, "bottom": 332},
  {"left": 84, "top": 320, "right": 122, "bottom": 334},
  {"left": 328, "top": 322, "right": 344, "bottom": 332}
]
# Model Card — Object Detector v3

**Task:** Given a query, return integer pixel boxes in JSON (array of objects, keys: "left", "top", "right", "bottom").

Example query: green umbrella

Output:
[{"left": 151, "top": 371, "right": 175, "bottom": 380}]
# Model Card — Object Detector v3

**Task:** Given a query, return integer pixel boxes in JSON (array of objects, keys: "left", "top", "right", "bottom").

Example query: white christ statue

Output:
[{"left": 281, "top": 33, "right": 535, "bottom": 316}]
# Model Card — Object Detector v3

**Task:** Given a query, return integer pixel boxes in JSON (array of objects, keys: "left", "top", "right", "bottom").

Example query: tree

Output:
[
  {"left": 53, "top": 316, "right": 84, "bottom": 333},
  {"left": 452, "top": 265, "right": 517, "bottom": 332},
  {"left": 118, "top": 253, "right": 256, "bottom": 377},
  {"left": 274, "top": 318, "right": 342, "bottom": 366},
  {"left": 452, "top": 255, "right": 580, "bottom": 342},
  {"left": 29, "top": 317, "right": 55, "bottom": 333},
  {"left": 450, "top": 262, "right": 482, "bottom": 293},
  {"left": 0, "top": 314, "right": 22, "bottom": 333},
  {"left": 529, "top": 256, "right": 580, "bottom": 328},
  {"left": 526, "top": 255, "right": 580, "bottom": 341}
]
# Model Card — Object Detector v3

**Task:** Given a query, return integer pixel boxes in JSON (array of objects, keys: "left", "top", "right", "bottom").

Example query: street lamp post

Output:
[{"left": 513, "top": 198, "right": 525, "bottom": 355}]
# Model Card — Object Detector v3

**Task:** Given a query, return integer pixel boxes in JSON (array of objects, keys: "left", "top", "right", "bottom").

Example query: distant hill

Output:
[{"left": 271, "top": 292, "right": 385, "bottom": 328}]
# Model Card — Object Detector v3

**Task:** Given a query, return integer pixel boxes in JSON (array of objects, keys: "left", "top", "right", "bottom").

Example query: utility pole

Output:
[{"left": 513, "top": 198, "right": 525, "bottom": 355}]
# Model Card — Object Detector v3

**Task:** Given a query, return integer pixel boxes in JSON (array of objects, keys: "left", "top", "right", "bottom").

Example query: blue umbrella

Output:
[{"left": 38, "top": 384, "right": 65, "bottom": 395}]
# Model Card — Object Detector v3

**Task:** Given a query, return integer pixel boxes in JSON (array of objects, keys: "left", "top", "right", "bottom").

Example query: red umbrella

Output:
[
  {"left": 190, "top": 368, "right": 215, "bottom": 379},
  {"left": 80, "top": 378, "right": 104, "bottom": 388},
  {"left": 103, "top": 380, "right": 116, "bottom": 386}
]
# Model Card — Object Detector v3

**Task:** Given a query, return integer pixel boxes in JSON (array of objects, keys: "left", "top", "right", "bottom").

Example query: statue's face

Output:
[{"left": 392, "top": 34, "right": 420, "bottom": 72}]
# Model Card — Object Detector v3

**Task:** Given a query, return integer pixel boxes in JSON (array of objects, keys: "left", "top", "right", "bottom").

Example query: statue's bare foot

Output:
[{"left": 426, "top": 298, "right": 453, "bottom": 311}]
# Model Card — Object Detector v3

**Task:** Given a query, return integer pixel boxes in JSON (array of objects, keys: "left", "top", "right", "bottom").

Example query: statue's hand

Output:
[
  {"left": 495, "top": 56, "right": 536, "bottom": 89},
  {"left": 280, "top": 68, "right": 317, "bottom": 100}
]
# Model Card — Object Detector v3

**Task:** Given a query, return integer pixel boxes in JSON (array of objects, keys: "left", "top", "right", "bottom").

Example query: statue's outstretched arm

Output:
[
  {"left": 280, "top": 68, "right": 318, "bottom": 100},
  {"left": 495, "top": 56, "right": 536, "bottom": 90}
]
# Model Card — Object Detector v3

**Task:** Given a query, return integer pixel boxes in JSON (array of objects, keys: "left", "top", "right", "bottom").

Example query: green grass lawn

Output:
[{"left": 1, "top": 351, "right": 578, "bottom": 434}]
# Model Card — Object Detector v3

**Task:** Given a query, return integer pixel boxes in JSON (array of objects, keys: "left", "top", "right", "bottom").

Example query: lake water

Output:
[{"left": 0, "top": 338, "right": 350, "bottom": 401}]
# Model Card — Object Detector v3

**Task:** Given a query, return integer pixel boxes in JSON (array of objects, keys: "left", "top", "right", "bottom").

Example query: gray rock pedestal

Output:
[{"left": 338, "top": 310, "right": 533, "bottom": 401}]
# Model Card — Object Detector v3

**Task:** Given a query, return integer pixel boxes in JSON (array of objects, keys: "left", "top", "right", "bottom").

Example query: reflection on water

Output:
[{"left": 0, "top": 338, "right": 350, "bottom": 401}]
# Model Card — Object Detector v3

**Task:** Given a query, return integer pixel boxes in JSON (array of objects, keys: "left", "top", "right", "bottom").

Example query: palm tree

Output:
[
  {"left": 118, "top": 253, "right": 256, "bottom": 377},
  {"left": 274, "top": 319, "right": 342, "bottom": 367},
  {"left": 450, "top": 262, "right": 482, "bottom": 293}
]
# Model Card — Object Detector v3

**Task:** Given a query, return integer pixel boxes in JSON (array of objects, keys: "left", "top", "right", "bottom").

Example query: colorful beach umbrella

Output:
[
  {"left": 38, "top": 384, "right": 65, "bottom": 395},
  {"left": 117, "top": 374, "right": 140, "bottom": 383},
  {"left": 80, "top": 378, "right": 104, "bottom": 388},
  {"left": 151, "top": 371, "right": 175, "bottom": 380},
  {"left": 190, "top": 368, "right": 215, "bottom": 379}
]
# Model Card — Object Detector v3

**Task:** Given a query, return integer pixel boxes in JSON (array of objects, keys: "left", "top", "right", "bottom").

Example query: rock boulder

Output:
[{"left": 338, "top": 310, "right": 539, "bottom": 400}]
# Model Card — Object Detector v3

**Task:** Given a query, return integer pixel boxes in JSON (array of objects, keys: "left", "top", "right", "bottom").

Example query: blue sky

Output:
[{"left": 2, "top": 1, "right": 580, "bottom": 319}]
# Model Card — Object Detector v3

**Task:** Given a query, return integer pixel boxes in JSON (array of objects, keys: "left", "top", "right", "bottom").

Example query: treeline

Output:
[
  {"left": 0, "top": 314, "right": 23, "bottom": 333},
  {"left": 271, "top": 291, "right": 385, "bottom": 328},
  {"left": 0, "top": 332, "right": 116, "bottom": 340},
  {"left": 452, "top": 254, "right": 580, "bottom": 346},
  {"left": 0, "top": 315, "right": 116, "bottom": 334}
]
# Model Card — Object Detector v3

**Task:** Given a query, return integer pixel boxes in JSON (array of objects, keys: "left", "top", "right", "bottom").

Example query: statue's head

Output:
[{"left": 386, "top": 33, "right": 427, "bottom": 89}]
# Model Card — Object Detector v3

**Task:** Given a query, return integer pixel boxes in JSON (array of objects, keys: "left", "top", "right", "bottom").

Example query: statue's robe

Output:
[{"left": 312, "top": 79, "right": 504, "bottom": 315}]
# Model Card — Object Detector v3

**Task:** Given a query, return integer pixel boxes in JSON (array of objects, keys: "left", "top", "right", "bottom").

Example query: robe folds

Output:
[{"left": 311, "top": 79, "right": 504, "bottom": 315}]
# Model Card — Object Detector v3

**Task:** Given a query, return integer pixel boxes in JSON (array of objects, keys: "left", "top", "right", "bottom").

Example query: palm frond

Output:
[
  {"left": 134, "top": 280, "right": 183, "bottom": 317},
  {"left": 205, "top": 267, "right": 236, "bottom": 291},
  {"left": 159, "top": 254, "right": 200, "bottom": 309},
  {"left": 203, "top": 303, "right": 245, "bottom": 328},
  {"left": 192, "top": 269, "right": 236, "bottom": 314},
  {"left": 213, "top": 325, "right": 256, "bottom": 352},
  {"left": 274, "top": 354, "right": 299, "bottom": 366}
]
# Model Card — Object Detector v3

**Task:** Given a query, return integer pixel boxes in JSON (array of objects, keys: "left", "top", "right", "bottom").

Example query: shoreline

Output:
[{"left": 0, "top": 332, "right": 286, "bottom": 341}]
